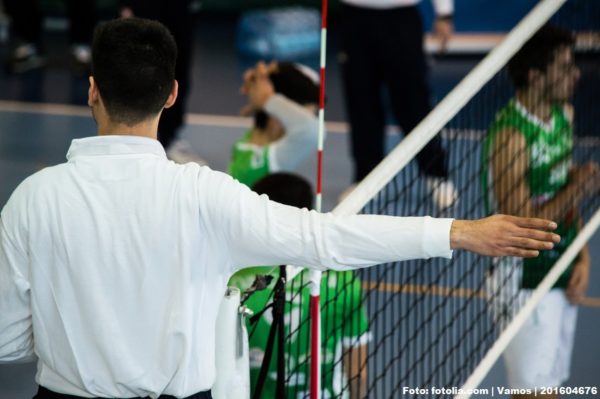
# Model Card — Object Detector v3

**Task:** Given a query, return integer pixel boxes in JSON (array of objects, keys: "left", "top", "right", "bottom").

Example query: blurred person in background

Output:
[
  {"left": 483, "top": 25, "right": 599, "bottom": 398},
  {"left": 338, "top": 0, "right": 456, "bottom": 209},
  {"left": 228, "top": 61, "right": 320, "bottom": 188}
]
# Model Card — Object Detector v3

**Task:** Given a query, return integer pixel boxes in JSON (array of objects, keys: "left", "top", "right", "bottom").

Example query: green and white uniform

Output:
[
  {"left": 228, "top": 94, "right": 320, "bottom": 188},
  {"left": 483, "top": 99, "right": 579, "bottom": 389},
  {"left": 230, "top": 268, "right": 370, "bottom": 399},
  {"left": 482, "top": 99, "right": 577, "bottom": 288},
  {"left": 228, "top": 130, "right": 271, "bottom": 188}
]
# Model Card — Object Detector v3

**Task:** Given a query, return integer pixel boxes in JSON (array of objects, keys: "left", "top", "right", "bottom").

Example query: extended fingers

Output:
[
  {"left": 507, "top": 236, "right": 555, "bottom": 251},
  {"left": 514, "top": 227, "right": 561, "bottom": 244},
  {"left": 507, "top": 215, "right": 557, "bottom": 231},
  {"left": 502, "top": 247, "right": 540, "bottom": 258}
]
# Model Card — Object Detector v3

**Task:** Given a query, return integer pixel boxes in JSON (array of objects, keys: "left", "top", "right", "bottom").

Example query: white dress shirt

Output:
[
  {"left": 341, "top": 0, "right": 453, "bottom": 16},
  {"left": 0, "top": 135, "right": 453, "bottom": 398}
]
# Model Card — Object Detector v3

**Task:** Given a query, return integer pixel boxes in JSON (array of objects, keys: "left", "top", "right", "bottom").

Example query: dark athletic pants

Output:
[
  {"left": 34, "top": 385, "right": 212, "bottom": 399},
  {"left": 339, "top": 4, "right": 449, "bottom": 182}
]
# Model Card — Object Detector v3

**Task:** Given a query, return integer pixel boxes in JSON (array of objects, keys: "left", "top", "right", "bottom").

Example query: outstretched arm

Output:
[{"left": 199, "top": 169, "right": 559, "bottom": 274}]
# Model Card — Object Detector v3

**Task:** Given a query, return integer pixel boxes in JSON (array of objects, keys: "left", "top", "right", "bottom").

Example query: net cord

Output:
[{"left": 455, "top": 207, "right": 600, "bottom": 398}]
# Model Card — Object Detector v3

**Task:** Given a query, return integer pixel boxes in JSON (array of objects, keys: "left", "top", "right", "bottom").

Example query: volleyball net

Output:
[{"left": 245, "top": 0, "right": 600, "bottom": 398}]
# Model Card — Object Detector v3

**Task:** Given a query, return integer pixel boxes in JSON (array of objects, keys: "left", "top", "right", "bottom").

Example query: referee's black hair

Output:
[
  {"left": 254, "top": 62, "right": 320, "bottom": 130},
  {"left": 252, "top": 173, "right": 314, "bottom": 210},
  {"left": 508, "top": 24, "right": 575, "bottom": 90},
  {"left": 92, "top": 18, "right": 177, "bottom": 125}
]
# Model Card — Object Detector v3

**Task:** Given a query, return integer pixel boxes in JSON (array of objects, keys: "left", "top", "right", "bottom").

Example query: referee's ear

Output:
[
  {"left": 88, "top": 76, "right": 99, "bottom": 107},
  {"left": 164, "top": 80, "right": 179, "bottom": 110}
]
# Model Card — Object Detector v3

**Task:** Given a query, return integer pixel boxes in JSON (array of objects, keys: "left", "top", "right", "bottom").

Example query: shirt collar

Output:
[{"left": 66, "top": 135, "right": 167, "bottom": 160}]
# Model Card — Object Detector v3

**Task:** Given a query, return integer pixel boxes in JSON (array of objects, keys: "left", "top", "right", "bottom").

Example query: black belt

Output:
[{"left": 34, "top": 386, "right": 212, "bottom": 399}]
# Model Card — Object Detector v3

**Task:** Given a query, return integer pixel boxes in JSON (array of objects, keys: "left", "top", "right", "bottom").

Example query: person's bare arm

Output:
[
  {"left": 431, "top": 0, "right": 454, "bottom": 53},
  {"left": 433, "top": 17, "right": 453, "bottom": 53},
  {"left": 566, "top": 243, "right": 590, "bottom": 305},
  {"left": 566, "top": 215, "right": 590, "bottom": 305},
  {"left": 490, "top": 128, "right": 599, "bottom": 221},
  {"left": 343, "top": 345, "right": 368, "bottom": 399}
]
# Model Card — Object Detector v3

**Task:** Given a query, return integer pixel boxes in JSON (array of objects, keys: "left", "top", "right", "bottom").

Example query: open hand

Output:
[
  {"left": 239, "top": 61, "right": 277, "bottom": 116},
  {"left": 450, "top": 214, "right": 560, "bottom": 257}
]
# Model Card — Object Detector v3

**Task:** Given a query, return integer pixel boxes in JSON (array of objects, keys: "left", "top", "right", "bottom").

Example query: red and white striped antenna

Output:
[{"left": 309, "top": 0, "right": 328, "bottom": 397}]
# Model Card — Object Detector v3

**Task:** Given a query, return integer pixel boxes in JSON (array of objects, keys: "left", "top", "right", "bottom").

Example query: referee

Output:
[{"left": 0, "top": 18, "right": 560, "bottom": 399}]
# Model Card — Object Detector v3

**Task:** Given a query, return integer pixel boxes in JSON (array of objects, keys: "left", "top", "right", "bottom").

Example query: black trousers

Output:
[
  {"left": 339, "top": 4, "right": 449, "bottom": 182},
  {"left": 34, "top": 386, "right": 212, "bottom": 399},
  {"left": 125, "top": 0, "right": 195, "bottom": 149},
  {"left": 3, "top": 0, "right": 96, "bottom": 45}
]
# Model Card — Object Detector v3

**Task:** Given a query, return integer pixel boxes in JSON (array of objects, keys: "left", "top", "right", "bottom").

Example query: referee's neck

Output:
[{"left": 97, "top": 117, "right": 160, "bottom": 140}]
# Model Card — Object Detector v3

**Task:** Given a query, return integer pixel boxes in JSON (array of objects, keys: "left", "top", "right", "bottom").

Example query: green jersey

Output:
[
  {"left": 482, "top": 100, "right": 578, "bottom": 288},
  {"left": 230, "top": 268, "right": 370, "bottom": 399},
  {"left": 228, "top": 130, "right": 271, "bottom": 188}
]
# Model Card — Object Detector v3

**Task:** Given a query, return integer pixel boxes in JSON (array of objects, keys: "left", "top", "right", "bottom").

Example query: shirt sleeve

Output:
[
  {"left": 432, "top": 0, "right": 453, "bottom": 16},
  {"left": 0, "top": 200, "right": 34, "bottom": 362},
  {"left": 264, "top": 94, "right": 320, "bottom": 173},
  {"left": 199, "top": 170, "right": 454, "bottom": 274}
]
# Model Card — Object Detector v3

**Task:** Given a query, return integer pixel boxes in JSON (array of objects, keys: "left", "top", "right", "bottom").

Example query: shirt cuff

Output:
[{"left": 423, "top": 217, "right": 454, "bottom": 259}]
